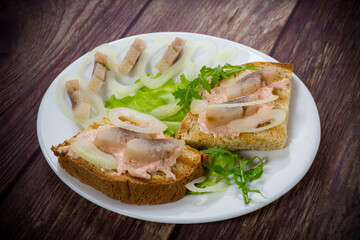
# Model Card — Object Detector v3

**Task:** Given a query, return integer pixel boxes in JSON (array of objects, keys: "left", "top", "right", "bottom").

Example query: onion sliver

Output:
[
  {"left": 71, "top": 139, "right": 117, "bottom": 169},
  {"left": 78, "top": 44, "right": 118, "bottom": 76},
  {"left": 151, "top": 99, "right": 181, "bottom": 120},
  {"left": 184, "top": 40, "right": 218, "bottom": 80},
  {"left": 139, "top": 41, "right": 193, "bottom": 89},
  {"left": 190, "top": 99, "right": 208, "bottom": 114},
  {"left": 229, "top": 109, "right": 286, "bottom": 133},
  {"left": 213, "top": 46, "right": 238, "bottom": 66},
  {"left": 106, "top": 71, "right": 144, "bottom": 99},
  {"left": 207, "top": 94, "right": 279, "bottom": 109},
  {"left": 136, "top": 41, "right": 171, "bottom": 83},
  {"left": 190, "top": 95, "right": 278, "bottom": 114},
  {"left": 56, "top": 73, "right": 107, "bottom": 128},
  {"left": 185, "top": 176, "right": 230, "bottom": 193},
  {"left": 109, "top": 107, "right": 167, "bottom": 133}
]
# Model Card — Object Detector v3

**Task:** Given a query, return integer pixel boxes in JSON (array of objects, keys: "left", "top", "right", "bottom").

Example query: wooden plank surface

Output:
[
  {"left": 0, "top": 0, "right": 148, "bottom": 196},
  {"left": 0, "top": 0, "right": 359, "bottom": 239},
  {"left": 126, "top": 0, "right": 298, "bottom": 54},
  {"left": 271, "top": 0, "right": 360, "bottom": 238}
]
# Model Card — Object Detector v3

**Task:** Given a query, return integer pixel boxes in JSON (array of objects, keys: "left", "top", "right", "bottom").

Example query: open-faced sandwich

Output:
[
  {"left": 52, "top": 35, "right": 294, "bottom": 205},
  {"left": 51, "top": 108, "right": 208, "bottom": 205},
  {"left": 175, "top": 62, "right": 293, "bottom": 151}
]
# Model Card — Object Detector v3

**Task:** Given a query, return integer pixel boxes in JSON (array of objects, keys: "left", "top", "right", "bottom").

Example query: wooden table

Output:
[{"left": 1, "top": 0, "right": 359, "bottom": 239}]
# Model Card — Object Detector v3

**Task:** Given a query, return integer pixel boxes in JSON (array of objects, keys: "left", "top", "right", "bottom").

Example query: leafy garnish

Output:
[
  {"left": 105, "top": 79, "right": 187, "bottom": 136},
  {"left": 173, "top": 63, "right": 258, "bottom": 112},
  {"left": 172, "top": 74, "right": 202, "bottom": 111},
  {"left": 198, "top": 147, "right": 266, "bottom": 204},
  {"left": 103, "top": 61, "right": 110, "bottom": 71}
]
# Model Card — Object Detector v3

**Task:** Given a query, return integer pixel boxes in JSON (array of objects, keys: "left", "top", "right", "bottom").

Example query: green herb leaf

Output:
[
  {"left": 202, "top": 162, "right": 235, "bottom": 176},
  {"left": 198, "top": 146, "right": 266, "bottom": 204},
  {"left": 172, "top": 63, "right": 258, "bottom": 111}
]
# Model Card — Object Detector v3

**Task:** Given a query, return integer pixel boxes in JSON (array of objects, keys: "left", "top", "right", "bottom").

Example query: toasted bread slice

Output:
[
  {"left": 175, "top": 62, "right": 293, "bottom": 151},
  {"left": 51, "top": 118, "right": 208, "bottom": 205}
]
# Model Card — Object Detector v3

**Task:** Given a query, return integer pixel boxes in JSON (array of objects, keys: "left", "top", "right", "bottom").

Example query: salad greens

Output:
[
  {"left": 196, "top": 147, "right": 266, "bottom": 204},
  {"left": 105, "top": 63, "right": 258, "bottom": 135},
  {"left": 105, "top": 79, "right": 188, "bottom": 136},
  {"left": 173, "top": 64, "right": 259, "bottom": 112}
]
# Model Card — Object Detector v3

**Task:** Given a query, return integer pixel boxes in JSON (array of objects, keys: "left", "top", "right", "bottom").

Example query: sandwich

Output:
[
  {"left": 51, "top": 108, "right": 208, "bottom": 205},
  {"left": 175, "top": 62, "right": 293, "bottom": 151}
]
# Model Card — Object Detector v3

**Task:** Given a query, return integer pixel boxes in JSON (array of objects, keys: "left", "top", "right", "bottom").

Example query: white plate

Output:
[{"left": 37, "top": 32, "right": 321, "bottom": 224}]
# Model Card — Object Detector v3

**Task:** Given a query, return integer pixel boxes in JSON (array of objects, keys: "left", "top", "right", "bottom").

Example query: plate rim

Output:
[{"left": 37, "top": 31, "right": 321, "bottom": 224}]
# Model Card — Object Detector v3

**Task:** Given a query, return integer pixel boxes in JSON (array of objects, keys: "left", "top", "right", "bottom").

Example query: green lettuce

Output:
[{"left": 105, "top": 79, "right": 187, "bottom": 136}]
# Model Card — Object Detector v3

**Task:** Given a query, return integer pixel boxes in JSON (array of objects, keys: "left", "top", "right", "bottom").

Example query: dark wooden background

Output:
[{"left": 0, "top": 0, "right": 359, "bottom": 239}]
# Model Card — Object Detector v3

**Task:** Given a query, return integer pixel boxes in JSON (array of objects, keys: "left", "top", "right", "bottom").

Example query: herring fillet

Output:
[
  {"left": 88, "top": 51, "right": 108, "bottom": 93},
  {"left": 226, "top": 67, "right": 277, "bottom": 99},
  {"left": 65, "top": 79, "right": 91, "bottom": 120},
  {"left": 94, "top": 126, "right": 152, "bottom": 148},
  {"left": 155, "top": 37, "right": 186, "bottom": 73},
  {"left": 118, "top": 38, "right": 146, "bottom": 76},
  {"left": 124, "top": 139, "right": 185, "bottom": 162}
]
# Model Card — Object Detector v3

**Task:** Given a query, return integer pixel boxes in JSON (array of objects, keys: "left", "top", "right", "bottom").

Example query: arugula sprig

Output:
[
  {"left": 173, "top": 64, "right": 258, "bottom": 112},
  {"left": 172, "top": 74, "right": 202, "bottom": 110},
  {"left": 201, "top": 147, "right": 266, "bottom": 204}
]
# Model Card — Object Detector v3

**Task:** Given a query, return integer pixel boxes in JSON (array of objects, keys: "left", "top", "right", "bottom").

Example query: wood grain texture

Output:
[
  {"left": 167, "top": 0, "right": 360, "bottom": 239},
  {"left": 0, "top": 0, "right": 359, "bottom": 239},
  {"left": 0, "top": 0, "right": 148, "bottom": 196},
  {"left": 126, "top": 0, "right": 298, "bottom": 54},
  {"left": 271, "top": 0, "right": 360, "bottom": 238},
  {"left": 0, "top": 155, "right": 175, "bottom": 239}
]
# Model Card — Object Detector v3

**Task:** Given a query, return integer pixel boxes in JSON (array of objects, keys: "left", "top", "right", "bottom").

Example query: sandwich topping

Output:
[
  {"left": 65, "top": 79, "right": 91, "bottom": 120},
  {"left": 155, "top": 37, "right": 186, "bottom": 73},
  {"left": 118, "top": 38, "right": 146, "bottom": 76},
  {"left": 195, "top": 67, "right": 290, "bottom": 137},
  {"left": 59, "top": 108, "right": 185, "bottom": 180},
  {"left": 88, "top": 51, "right": 108, "bottom": 93}
]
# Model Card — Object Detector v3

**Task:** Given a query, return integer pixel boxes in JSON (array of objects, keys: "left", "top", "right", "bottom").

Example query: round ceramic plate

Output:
[{"left": 37, "top": 32, "right": 321, "bottom": 224}]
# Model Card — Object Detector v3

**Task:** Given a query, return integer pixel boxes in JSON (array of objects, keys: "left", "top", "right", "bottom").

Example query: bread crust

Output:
[
  {"left": 51, "top": 119, "right": 209, "bottom": 205},
  {"left": 175, "top": 62, "right": 294, "bottom": 151}
]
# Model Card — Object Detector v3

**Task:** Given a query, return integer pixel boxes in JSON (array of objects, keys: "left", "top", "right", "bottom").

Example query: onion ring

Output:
[{"left": 109, "top": 107, "right": 168, "bottom": 133}]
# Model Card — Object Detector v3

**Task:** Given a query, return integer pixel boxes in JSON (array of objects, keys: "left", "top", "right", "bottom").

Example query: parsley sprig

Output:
[
  {"left": 173, "top": 64, "right": 258, "bottom": 112},
  {"left": 201, "top": 147, "right": 266, "bottom": 204}
]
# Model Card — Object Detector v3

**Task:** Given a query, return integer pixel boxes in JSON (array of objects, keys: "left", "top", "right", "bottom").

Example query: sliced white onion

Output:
[
  {"left": 190, "top": 95, "right": 278, "bottom": 114},
  {"left": 213, "top": 46, "right": 238, "bottom": 66},
  {"left": 184, "top": 40, "right": 218, "bottom": 80},
  {"left": 109, "top": 107, "right": 167, "bottom": 133},
  {"left": 106, "top": 71, "right": 143, "bottom": 99},
  {"left": 56, "top": 73, "right": 107, "bottom": 129},
  {"left": 136, "top": 41, "right": 171, "bottom": 82},
  {"left": 139, "top": 41, "right": 194, "bottom": 89},
  {"left": 78, "top": 44, "right": 118, "bottom": 76},
  {"left": 207, "top": 94, "right": 279, "bottom": 109},
  {"left": 151, "top": 99, "right": 181, "bottom": 120},
  {"left": 190, "top": 99, "right": 208, "bottom": 114},
  {"left": 71, "top": 139, "right": 117, "bottom": 169},
  {"left": 229, "top": 109, "right": 286, "bottom": 133},
  {"left": 185, "top": 176, "right": 229, "bottom": 193}
]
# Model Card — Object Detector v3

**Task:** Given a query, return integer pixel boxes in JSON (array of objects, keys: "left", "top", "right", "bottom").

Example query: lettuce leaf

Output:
[{"left": 105, "top": 79, "right": 187, "bottom": 136}]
